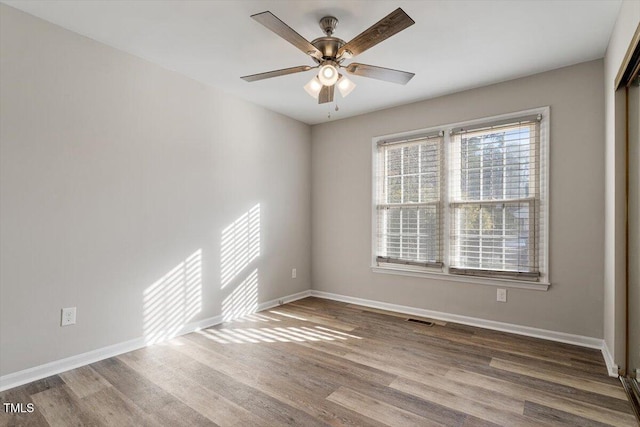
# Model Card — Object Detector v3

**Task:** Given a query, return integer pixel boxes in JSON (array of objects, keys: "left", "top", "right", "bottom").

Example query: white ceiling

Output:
[{"left": 3, "top": 0, "right": 622, "bottom": 125}]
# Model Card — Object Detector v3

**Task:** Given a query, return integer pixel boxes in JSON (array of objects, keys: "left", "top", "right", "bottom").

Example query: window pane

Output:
[
  {"left": 418, "top": 207, "right": 439, "bottom": 261},
  {"left": 451, "top": 202, "right": 533, "bottom": 272},
  {"left": 458, "top": 126, "right": 533, "bottom": 202},
  {"left": 380, "top": 206, "right": 440, "bottom": 263},
  {"left": 461, "top": 138, "right": 482, "bottom": 199},
  {"left": 387, "top": 177, "right": 402, "bottom": 203},
  {"left": 387, "top": 236, "right": 401, "bottom": 258},
  {"left": 402, "top": 236, "right": 418, "bottom": 260},
  {"left": 403, "top": 145, "right": 420, "bottom": 174},
  {"left": 404, "top": 175, "right": 419, "bottom": 203},
  {"left": 385, "top": 208, "right": 401, "bottom": 258},
  {"left": 387, "top": 147, "right": 402, "bottom": 176},
  {"left": 420, "top": 142, "right": 440, "bottom": 202},
  {"left": 401, "top": 209, "right": 417, "bottom": 260}
]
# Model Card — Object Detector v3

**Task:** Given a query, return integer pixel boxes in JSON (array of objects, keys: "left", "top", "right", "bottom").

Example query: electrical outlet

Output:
[
  {"left": 292, "top": 268, "right": 297, "bottom": 279},
  {"left": 496, "top": 289, "right": 507, "bottom": 303},
  {"left": 61, "top": 307, "right": 76, "bottom": 326}
]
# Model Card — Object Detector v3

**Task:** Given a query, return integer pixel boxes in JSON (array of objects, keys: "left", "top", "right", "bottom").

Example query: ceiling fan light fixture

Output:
[
  {"left": 304, "top": 76, "right": 323, "bottom": 99},
  {"left": 337, "top": 75, "right": 356, "bottom": 98},
  {"left": 318, "top": 63, "right": 339, "bottom": 86}
]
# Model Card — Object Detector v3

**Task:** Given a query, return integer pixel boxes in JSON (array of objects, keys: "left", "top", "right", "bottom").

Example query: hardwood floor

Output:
[{"left": 1, "top": 297, "right": 636, "bottom": 426}]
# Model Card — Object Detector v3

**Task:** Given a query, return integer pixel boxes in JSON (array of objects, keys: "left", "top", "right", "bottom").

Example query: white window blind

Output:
[
  {"left": 375, "top": 133, "right": 444, "bottom": 269},
  {"left": 449, "top": 115, "right": 542, "bottom": 279}
]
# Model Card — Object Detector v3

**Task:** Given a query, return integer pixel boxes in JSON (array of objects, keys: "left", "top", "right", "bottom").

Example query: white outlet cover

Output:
[
  {"left": 292, "top": 268, "right": 297, "bottom": 279},
  {"left": 61, "top": 307, "right": 76, "bottom": 326},
  {"left": 497, "top": 289, "right": 507, "bottom": 303}
]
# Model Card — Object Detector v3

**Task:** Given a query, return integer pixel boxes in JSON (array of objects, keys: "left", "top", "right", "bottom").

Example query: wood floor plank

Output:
[
  {"left": 173, "top": 335, "right": 395, "bottom": 426},
  {"left": 448, "top": 368, "right": 636, "bottom": 426},
  {"left": 490, "top": 358, "right": 628, "bottom": 400},
  {"left": 415, "top": 326, "right": 618, "bottom": 384},
  {"left": 59, "top": 366, "right": 110, "bottom": 399},
  {"left": 30, "top": 384, "right": 103, "bottom": 427},
  {"left": 392, "top": 374, "right": 525, "bottom": 415},
  {"left": 169, "top": 338, "right": 354, "bottom": 420},
  {"left": 266, "top": 306, "right": 357, "bottom": 331},
  {"left": 117, "top": 351, "right": 266, "bottom": 427},
  {"left": 332, "top": 377, "right": 468, "bottom": 426},
  {"left": 0, "top": 386, "right": 57, "bottom": 427},
  {"left": 182, "top": 333, "right": 343, "bottom": 397},
  {"left": 389, "top": 375, "right": 552, "bottom": 427},
  {"left": 461, "top": 415, "right": 503, "bottom": 427},
  {"left": 133, "top": 344, "right": 330, "bottom": 427},
  {"left": 80, "top": 386, "right": 160, "bottom": 427},
  {"left": 0, "top": 379, "right": 60, "bottom": 427},
  {"left": 326, "top": 386, "right": 443, "bottom": 427},
  {"left": 473, "top": 328, "right": 605, "bottom": 364},
  {"left": 91, "top": 358, "right": 216, "bottom": 427},
  {"left": 455, "top": 363, "right": 633, "bottom": 413},
  {"left": 523, "top": 400, "right": 615, "bottom": 427}
]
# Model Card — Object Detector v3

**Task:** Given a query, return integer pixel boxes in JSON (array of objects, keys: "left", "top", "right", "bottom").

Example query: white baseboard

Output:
[
  {"left": 310, "top": 290, "right": 605, "bottom": 350},
  {"left": 0, "top": 289, "right": 311, "bottom": 392},
  {"left": 601, "top": 340, "right": 620, "bottom": 377},
  {"left": 258, "top": 289, "right": 312, "bottom": 312}
]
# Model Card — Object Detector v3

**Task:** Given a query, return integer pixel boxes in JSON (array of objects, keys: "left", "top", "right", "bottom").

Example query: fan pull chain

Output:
[{"left": 327, "top": 103, "right": 339, "bottom": 120}]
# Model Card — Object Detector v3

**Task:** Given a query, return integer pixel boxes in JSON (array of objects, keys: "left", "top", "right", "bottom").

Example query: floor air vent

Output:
[{"left": 407, "top": 318, "right": 434, "bottom": 326}]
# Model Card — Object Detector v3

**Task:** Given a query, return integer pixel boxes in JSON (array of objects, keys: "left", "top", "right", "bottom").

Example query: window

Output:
[
  {"left": 375, "top": 133, "right": 444, "bottom": 269},
  {"left": 373, "top": 108, "right": 549, "bottom": 286}
]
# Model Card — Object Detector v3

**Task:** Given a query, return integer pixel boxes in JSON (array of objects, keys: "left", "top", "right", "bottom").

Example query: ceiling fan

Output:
[{"left": 241, "top": 8, "right": 415, "bottom": 104}]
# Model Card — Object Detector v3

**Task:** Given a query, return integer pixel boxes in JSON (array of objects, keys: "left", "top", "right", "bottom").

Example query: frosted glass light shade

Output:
[
  {"left": 337, "top": 75, "right": 356, "bottom": 98},
  {"left": 318, "top": 64, "right": 339, "bottom": 86},
  {"left": 304, "top": 77, "right": 322, "bottom": 99}
]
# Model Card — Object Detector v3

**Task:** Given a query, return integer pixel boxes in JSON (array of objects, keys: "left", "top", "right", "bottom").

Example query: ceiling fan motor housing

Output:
[
  {"left": 311, "top": 37, "right": 345, "bottom": 62},
  {"left": 311, "top": 16, "right": 345, "bottom": 63}
]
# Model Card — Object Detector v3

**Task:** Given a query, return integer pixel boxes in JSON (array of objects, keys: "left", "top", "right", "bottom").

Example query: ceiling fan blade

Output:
[
  {"left": 344, "top": 63, "right": 414, "bottom": 85},
  {"left": 241, "top": 65, "right": 313, "bottom": 82},
  {"left": 251, "top": 11, "right": 323, "bottom": 60},
  {"left": 337, "top": 8, "right": 414, "bottom": 59},
  {"left": 318, "top": 84, "right": 335, "bottom": 104}
]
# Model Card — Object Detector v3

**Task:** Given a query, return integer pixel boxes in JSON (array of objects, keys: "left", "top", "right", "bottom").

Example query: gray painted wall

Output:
[
  {"left": 311, "top": 60, "right": 605, "bottom": 338},
  {"left": 0, "top": 4, "right": 311, "bottom": 376}
]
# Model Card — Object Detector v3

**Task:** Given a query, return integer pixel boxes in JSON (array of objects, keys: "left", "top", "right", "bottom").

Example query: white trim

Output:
[
  {"left": 372, "top": 266, "right": 550, "bottom": 291},
  {"left": 257, "top": 289, "right": 312, "bottom": 311},
  {"left": 310, "top": 290, "right": 602, "bottom": 349},
  {"left": 0, "top": 289, "right": 312, "bottom": 392},
  {"left": 601, "top": 340, "right": 620, "bottom": 377},
  {"left": 540, "top": 106, "right": 551, "bottom": 284}
]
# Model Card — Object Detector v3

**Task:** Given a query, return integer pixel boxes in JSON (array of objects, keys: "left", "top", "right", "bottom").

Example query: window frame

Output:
[{"left": 371, "top": 107, "right": 550, "bottom": 291}]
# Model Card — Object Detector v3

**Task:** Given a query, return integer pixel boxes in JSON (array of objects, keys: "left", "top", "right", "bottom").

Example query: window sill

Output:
[{"left": 371, "top": 265, "right": 550, "bottom": 291}]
